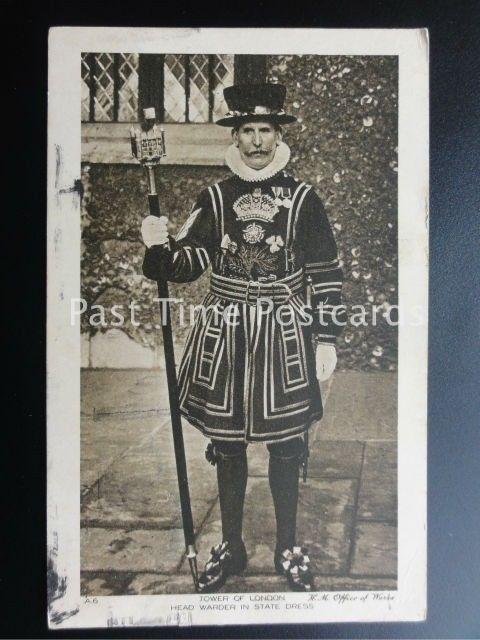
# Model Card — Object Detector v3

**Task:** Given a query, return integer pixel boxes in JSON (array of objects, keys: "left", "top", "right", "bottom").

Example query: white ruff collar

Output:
[{"left": 225, "top": 141, "right": 290, "bottom": 182}]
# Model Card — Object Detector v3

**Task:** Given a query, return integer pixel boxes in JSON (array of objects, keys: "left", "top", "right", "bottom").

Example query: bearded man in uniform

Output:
[{"left": 141, "top": 83, "right": 346, "bottom": 592}]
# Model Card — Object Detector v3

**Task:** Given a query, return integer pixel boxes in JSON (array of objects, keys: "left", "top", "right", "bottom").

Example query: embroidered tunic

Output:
[{"left": 143, "top": 154, "right": 345, "bottom": 443}]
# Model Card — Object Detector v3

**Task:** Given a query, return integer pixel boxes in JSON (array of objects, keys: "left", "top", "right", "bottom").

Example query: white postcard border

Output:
[{"left": 47, "top": 26, "right": 428, "bottom": 628}]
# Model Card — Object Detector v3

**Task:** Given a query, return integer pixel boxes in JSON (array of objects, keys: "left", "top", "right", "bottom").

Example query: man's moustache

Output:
[{"left": 246, "top": 150, "right": 269, "bottom": 156}]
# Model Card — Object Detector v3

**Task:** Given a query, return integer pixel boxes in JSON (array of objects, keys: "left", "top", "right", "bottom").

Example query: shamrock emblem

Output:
[{"left": 266, "top": 235, "right": 284, "bottom": 253}]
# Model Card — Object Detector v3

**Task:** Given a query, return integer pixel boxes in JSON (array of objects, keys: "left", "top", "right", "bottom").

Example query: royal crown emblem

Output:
[{"left": 233, "top": 188, "right": 279, "bottom": 223}]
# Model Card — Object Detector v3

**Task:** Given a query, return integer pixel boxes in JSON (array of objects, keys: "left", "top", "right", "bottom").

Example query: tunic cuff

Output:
[{"left": 312, "top": 333, "right": 337, "bottom": 347}]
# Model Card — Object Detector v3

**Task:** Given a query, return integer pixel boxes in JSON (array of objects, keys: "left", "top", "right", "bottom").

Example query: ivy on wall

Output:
[
  {"left": 269, "top": 55, "right": 398, "bottom": 371},
  {"left": 81, "top": 164, "right": 229, "bottom": 349}
]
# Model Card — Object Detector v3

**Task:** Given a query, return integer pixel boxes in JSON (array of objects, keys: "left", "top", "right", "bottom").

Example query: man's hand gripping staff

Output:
[{"left": 141, "top": 215, "right": 169, "bottom": 248}]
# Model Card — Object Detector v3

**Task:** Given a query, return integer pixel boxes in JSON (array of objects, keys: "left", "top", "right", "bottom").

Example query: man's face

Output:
[{"left": 233, "top": 121, "right": 282, "bottom": 170}]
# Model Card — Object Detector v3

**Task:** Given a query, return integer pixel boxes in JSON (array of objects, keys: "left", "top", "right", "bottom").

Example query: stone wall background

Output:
[{"left": 81, "top": 55, "right": 397, "bottom": 371}]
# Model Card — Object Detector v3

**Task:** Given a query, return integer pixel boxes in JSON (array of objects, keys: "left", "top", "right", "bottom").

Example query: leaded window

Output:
[
  {"left": 81, "top": 53, "right": 139, "bottom": 122},
  {"left": 81, "top": 53, "right": 234, "bottom": 123}
]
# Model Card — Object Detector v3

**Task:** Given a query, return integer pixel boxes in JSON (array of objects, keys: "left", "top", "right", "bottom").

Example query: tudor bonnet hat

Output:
[{"left": 216, "top": 83, "right": 296, "bottom": 127}]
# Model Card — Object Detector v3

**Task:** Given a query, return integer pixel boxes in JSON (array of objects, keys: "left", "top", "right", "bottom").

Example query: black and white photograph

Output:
[{"left": 47, "top": 27, "right": 428, "bottom": 628}]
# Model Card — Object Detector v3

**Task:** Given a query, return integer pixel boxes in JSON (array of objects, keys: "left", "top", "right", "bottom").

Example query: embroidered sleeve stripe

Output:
[
  {"left": 171, "top": 254, "right": 186, "bottom": 278},
  {"left": 175, "top": 207, "right": 202, "bottom": 241},
  {"left": 286, "top": 182, "right": 307, "bottom": 249},
  {"left": 201, "top": 247, "right": 210, "bottom": 266},
  {"left": 313, "top": 281, "right": 343, "bottom": 288},
  {"left": 184, "top": 246, "right": 193, "bottom": 271},
  {"left": 313, "top": 287, "right": 341, "bottom": 295},
  {"left": 305, "top": 264, "right": 342, "bottom": 274},
  {"left": 213, "top": 183, "right": 224, "bottom": 239},
  {"left": 292, "top": 184, "right": 312, "bottom": 241},
  {"left": 209, "top": 184, "right": 224, "bottom": 239},
  {"left": 195, "top": 247, "right": 210, "bottom": 271},
  {"left": 306, "top": 258, "right": 340, "bottom": 267},
  {"left": 207, "top": 186, "right": 219, "bottom": 237}
]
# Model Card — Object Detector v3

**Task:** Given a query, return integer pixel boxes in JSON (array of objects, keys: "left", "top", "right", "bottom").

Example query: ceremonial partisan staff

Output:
[{"left": 130, "top": 108, "right": 199, "bottom": 591}]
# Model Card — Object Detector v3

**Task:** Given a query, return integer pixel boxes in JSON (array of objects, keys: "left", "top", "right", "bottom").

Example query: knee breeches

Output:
[{"left": 212, "top": 437, "right": 305, "bottom": 460}]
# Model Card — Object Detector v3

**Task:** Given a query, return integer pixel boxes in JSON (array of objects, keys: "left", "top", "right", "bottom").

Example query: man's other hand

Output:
[
  {"left": 316, "top": 343, "right": 337, "bottom": 381},
  {"left": 141, "top": 215, "right": 169, "bottom": 248}
]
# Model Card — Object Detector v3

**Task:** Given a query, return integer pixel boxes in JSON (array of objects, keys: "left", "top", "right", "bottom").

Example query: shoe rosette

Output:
[
  {"left": 279, "top": 546, "right": 314, "bottom": 591},
  {"left": 197, "top": 541, "right": 232, "bottom": 592},
  {"left": 205, "top": 442, "right": 218, "bottom": 466}
]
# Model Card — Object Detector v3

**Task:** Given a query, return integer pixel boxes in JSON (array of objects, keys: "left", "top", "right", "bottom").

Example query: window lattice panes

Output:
[
  {"left": 164, "top": 54, "right": 186, "bottom": 123},
  {"left": 94, "top": 53, "right": 115, "bottom": 121},
  {"left": 81, "top": 54, "right": 91, "bottom": 122},
  {"left": 164, "top": 54, "right": 234, "bottom": 123},
  {"left": 82, "top": 52, "right": 234, "bottom": 123},
  {"left": 81, "top": 53, "right": 139, "bottom": 122},
  {"left": 189, "top": 54, "right": 209, "bottom": 123},
  {"left": 118, "top": 53, "right": 139, "bottom": 121},
  {"left": 212, "top": 54, "right": 234, "bottom": 120}
]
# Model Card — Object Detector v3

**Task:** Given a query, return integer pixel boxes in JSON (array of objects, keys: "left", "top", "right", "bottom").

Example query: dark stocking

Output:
[
  {"left": 213, "top": 440, "right": 248, "bottom": 553},
  {"left": 267, "top": 437, "right": 303, "bottom": 553}
]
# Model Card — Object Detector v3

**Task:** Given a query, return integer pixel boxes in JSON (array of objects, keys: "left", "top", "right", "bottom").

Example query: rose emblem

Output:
[{"left": 243, "top": 223, "right": 265, "bottom": 244}]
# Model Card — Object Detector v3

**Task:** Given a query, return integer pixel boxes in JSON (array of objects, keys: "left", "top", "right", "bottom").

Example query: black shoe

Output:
[
  {"left": 274, "top": 546, "right": 315, "bottom": 591},
  {"left": 197, "top": 540, "right": 247, "bottom": 593}
]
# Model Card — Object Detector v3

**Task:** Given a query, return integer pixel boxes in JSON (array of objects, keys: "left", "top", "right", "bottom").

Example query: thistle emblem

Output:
[
  {"left": 223, "top": 244, "right": 279, "bottom": 279},
  {"left": 220, "top": 233, "right": 238, "bottom": 254},
  {"left": 243, "top": 223, "right": 265, "bottom": 244},
  {"left": 233, "top": 188, "right": 279, "bottom": 223}
]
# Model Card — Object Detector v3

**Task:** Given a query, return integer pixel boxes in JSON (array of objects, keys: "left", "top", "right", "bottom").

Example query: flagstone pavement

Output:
[{"left": 80, "top": 369, "right": 397, "bottom": 595}]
